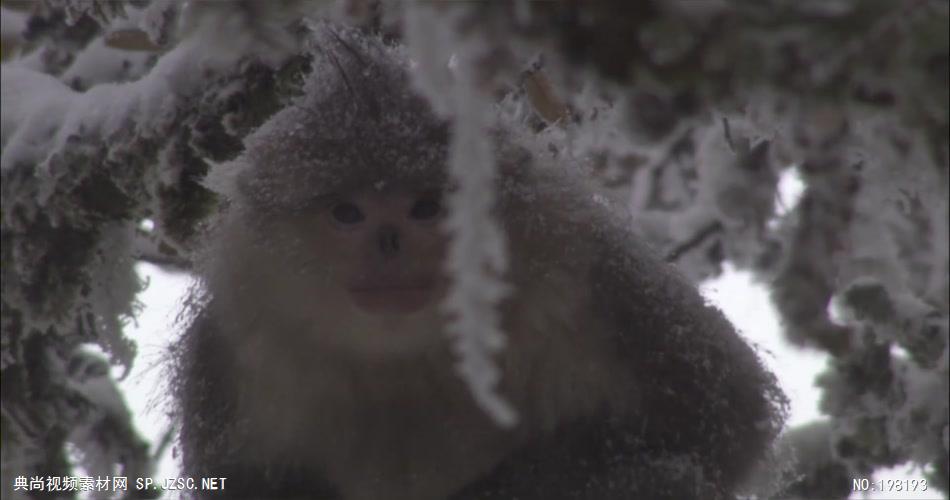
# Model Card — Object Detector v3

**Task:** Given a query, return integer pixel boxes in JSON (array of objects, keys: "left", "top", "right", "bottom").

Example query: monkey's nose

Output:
[{"left": 378, "top": 226, "right": 400, "bottom": 257}]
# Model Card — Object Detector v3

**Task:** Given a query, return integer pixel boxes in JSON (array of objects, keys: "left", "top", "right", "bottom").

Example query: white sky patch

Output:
[
  {"left": 700, "top": 264, "right": 826, "bottom": 428},
  {"left": 114, "top": 263, "right": 190, "bottom": 482},
  {"left": 775, "top": 166, "right": 805, "bottom": 217},
  {"left": 701, "top": 267, "right": 936, "bottom": 500}
]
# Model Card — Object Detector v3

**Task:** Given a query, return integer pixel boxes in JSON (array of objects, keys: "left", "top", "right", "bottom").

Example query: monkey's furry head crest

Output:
[{"left": 210, "top": 24, "right": 451, "bottom": 212}]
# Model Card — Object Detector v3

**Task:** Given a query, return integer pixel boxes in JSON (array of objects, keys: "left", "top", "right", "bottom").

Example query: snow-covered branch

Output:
[{"left": 403, "top": 3, "right": 517, "bottom": 428}]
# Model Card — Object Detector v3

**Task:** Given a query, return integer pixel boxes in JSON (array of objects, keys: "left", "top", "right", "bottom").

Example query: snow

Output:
[
  {"left": 440, "top": 73, "right": 518, "bottom": 427},
  {"left": 0, "top": 66, "right": 76, "bottom": 168},
  {"left": 60, "top": 35, "right": 153, "bottom": 90},
  {"left": 403, "top": 4, "right": 518, "bottom": 428}
]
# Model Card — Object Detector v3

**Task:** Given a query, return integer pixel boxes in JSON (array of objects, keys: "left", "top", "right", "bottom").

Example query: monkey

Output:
[{"left": 173, "top": 26, "right": 786, "bottom": 500}]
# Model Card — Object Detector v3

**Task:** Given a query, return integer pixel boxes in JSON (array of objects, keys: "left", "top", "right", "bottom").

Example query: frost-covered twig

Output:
[
  {"left": 1, "top": 2, "right": 310, "bottom": 493},
  {"left": 403, "top": 3, "right": 517, "bottom": 428},
  {"left": 665, "top": 221, "right": 723, "bottom": 263}
]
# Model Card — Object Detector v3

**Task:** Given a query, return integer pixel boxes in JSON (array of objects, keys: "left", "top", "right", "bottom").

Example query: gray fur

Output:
[{"left": 175, "top": 25, "right": 785, "bottom": 500}]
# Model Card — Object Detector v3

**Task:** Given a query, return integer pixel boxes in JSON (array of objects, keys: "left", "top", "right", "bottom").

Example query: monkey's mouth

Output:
[{"left": 348, "top": 282, "right": 434, "bottom": 315}]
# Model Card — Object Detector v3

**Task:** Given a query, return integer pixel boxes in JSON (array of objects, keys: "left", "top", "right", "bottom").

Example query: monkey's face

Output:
[
  {"left": 246, "top": 185, "right": 452, "bottom": 357},
  {"left": 318, "top": 187, "right": 449, "bottom": 316}
]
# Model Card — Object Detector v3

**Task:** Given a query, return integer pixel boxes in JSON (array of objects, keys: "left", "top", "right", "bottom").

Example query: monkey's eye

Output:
[
  {"left": 409, "top": 196, "right": 443, "bottom": 221},
  {"left": 331, "top": 202, "right": 365, "bottom": 225}
]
